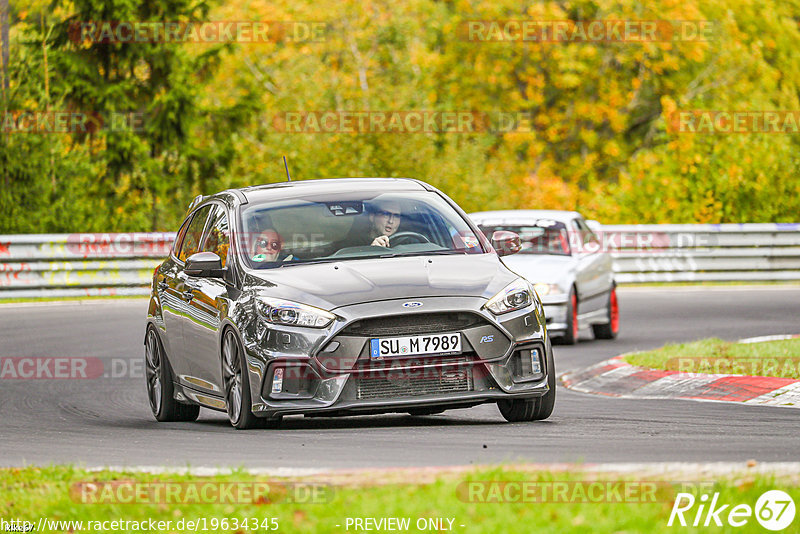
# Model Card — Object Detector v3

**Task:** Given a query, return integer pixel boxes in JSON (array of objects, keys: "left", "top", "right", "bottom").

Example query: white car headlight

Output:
[
  {"left": 532, "top": 283, "right": 563, "bottom": 297},
  {"left": 484, "top": 278, "right": 537, "bottom": 315},
  {"left": 256, "top": 298, "right": 335, "bottom": 328}
]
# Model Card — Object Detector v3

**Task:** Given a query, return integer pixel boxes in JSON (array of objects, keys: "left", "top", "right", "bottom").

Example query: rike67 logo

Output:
[{"left": 669, "top": 490, "right": 795, "bottom": 531}]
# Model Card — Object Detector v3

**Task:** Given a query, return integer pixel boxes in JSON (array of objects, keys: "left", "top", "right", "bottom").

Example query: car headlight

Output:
[
  {"left": 484, "top": 278, "right": 537, "bottom": 315},
  {"left": 532, "top": 283, "right": 563, "bottom": 297},
  {"left": 256, "top": 298, "right": 335, "bottom": 328}
]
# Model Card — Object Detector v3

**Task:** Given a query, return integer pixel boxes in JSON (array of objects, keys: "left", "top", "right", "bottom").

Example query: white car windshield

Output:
[
  {"left": 477, "top": 221, "right": 571, "bottom": 256},
  {"left": 238, "top": 191, "right": 487, "bottom": 268}
]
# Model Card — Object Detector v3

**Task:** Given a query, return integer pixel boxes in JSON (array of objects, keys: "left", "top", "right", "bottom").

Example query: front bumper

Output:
[
  {"left": 240, "top": 297, "right": 551, "bottom": 417},
  {"left": 541, "top": 297, "right": 569, "bottom": 335}
]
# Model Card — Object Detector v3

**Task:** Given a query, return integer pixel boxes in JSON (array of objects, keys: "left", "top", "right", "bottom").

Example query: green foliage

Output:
[
  {"left": 0, "top": 0, "right": 252, "bottom": 232},
  {"left": 1, "top": 0, "right": 799, "bottom": 232}
]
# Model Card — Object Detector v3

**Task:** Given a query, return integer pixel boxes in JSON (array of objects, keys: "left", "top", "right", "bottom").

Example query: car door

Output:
[
  {"left": 572, "top": 217, "right": 610, "bottom": 313},
  {"left": 170, "top": 204, "right": 213, "bottom": 386},
  {"left": 158, "top": 216, "right": 191, "bottom": 367},
  {"left": 182, "top": 203, "right": 232, "bottom": 395}
]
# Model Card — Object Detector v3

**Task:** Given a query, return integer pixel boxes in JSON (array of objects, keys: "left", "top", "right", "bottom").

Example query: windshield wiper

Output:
[
  {"left": 378, "top": 250, "right": 467, "bottom": 259},
  {"left": 271, "top": 250, "right": 468, "bottom": 266},
  {"left": 275, "top": 259, "right": 336, "bottom": 268}
]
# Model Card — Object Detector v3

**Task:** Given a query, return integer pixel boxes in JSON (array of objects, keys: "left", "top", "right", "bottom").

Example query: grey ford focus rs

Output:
[{"left": 145, "top": 178, "right": 555, "bottom": 429}]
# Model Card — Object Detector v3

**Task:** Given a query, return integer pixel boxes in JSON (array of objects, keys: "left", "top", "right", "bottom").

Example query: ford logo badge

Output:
[{"left": 402, "top": 301, "right": 423, "bottom": 308}]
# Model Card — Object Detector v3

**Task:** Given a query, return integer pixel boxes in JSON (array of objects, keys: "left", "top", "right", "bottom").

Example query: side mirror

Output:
[
  {"left": 185, "top": 252, "right": 224, "bottom": 277},
  {"left": 491, "top": 231, "right": 522, "bottom": 257}
]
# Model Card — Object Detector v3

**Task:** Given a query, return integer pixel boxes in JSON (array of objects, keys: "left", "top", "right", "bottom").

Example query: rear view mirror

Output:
[
  {"left": 185, "top": 252, "right": 225, "bottom": 277},
  {"left": 491, "top": 231, "right": 522, "bottom": 257}
]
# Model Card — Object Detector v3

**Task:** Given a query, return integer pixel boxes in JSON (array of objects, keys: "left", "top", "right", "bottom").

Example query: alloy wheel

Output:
[
  {"left": 222, "top": 331, "right": 243, "bottom": 425},
  {"left": 144, "top": 329, "right": 162, "bottom": 414}
]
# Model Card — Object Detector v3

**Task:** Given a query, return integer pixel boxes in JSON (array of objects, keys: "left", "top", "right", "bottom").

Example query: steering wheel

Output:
[{"left": 389, "top": 231, "right": 430, "bottom": 246}]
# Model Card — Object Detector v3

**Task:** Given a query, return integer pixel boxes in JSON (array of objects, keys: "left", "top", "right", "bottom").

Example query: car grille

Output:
[
  {"left": 355, "top": 356, "right": 474, "bottom": 400},
  {"left": 342, "top": 312, "right": 488, "bottom": 337}
]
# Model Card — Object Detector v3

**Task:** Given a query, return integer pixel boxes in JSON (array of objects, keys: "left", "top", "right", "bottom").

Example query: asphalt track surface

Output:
[{"left": 1, "top": 287, "right": 798, "bottom": 469}]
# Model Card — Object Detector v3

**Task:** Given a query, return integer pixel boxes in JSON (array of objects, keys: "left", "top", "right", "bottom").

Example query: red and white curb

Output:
[{"left": 560, "top": 335, "right": 800, "bottom": 408}]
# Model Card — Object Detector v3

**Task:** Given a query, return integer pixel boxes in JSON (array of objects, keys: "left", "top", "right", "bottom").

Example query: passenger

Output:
[{"left": 250, "top": 229, "right": 283, "bottom": 262}]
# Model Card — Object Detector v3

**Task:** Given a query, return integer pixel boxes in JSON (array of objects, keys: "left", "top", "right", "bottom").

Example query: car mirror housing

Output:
[
  {"left": 491, "top": 231, "right": 522, "bottom": 257},
  {"left": 185, "top": 252, "right": 225, "bottom": 277}
]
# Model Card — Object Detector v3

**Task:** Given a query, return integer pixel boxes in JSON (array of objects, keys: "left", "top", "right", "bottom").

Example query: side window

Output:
[
  {"left": 200, "top": 205, "right": 231, "bottom": 267},
  {"left": 569, "top": 220, "right": 580, "bottom": 250},
  {"left": 172, "top": 217, "right": 192, "bottom": 257},
  {"left": 573, "top": 218, "right": 600, "bottom": 253},
  {"left": 178, "top": 205, "right": 213, "bottom": 262},
  {"left": 577, "top": 218, "right": 599, "bottom": 245}
]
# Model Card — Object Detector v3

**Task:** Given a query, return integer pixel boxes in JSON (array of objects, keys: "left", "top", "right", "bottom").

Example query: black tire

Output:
[
  {"left": 497, "top": 343, "right": 556, "bottom": 422},
  {"left": 555, "top": 287, "right": 579, "bottom": 345},
  {"left": 145, "top": 326, "right": 200, "bottom": 422},
  {"left": 407, "top": 408, "right": 445, "bottom": 416},
  {"left": 592, "top": 285, "right": 620, "bottom": 340},
  {"left": 533, "top": 346, "right": 557, "bottom": 420},
  {"left": 222, "top": 329, "right": 278, "bottom": 430},
  {"left": 497, "top": 397, "right": 538, "bottom": 422}
]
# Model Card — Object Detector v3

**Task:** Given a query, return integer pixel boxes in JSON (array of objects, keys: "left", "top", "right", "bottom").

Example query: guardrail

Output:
[
  {"left": 603, "top": 223, "right": 800, "bottom": 283},
  {"left": 0, "top": 233, "right": 175, "bottom": 299},
  {"left": 0, "top": 224, "right": 798, "bottom": 298}
]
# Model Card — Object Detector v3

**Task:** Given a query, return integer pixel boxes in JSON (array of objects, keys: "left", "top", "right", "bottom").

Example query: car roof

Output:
[
  {"left": 469, "top": 209, "right": 583, "bottom": 224},
  {"left": 233, "top": 177, "right": 430, "bottom": 204}
]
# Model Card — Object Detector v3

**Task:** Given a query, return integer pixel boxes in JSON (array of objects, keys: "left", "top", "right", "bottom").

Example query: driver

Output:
[{"left": 368, "top": 200, "right": 402, "bottom": 248}]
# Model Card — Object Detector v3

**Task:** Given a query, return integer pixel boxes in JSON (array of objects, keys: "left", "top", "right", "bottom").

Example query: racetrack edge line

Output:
[{"left": 560, "top": 337, "right": 800, "bottom": 409}]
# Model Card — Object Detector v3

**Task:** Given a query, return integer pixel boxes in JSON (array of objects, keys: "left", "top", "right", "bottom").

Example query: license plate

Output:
[{"left": 370, "top": 333, "right": 462, "bottom": 358}]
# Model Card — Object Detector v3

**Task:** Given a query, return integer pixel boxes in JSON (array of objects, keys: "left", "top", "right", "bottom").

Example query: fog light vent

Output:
[
  {"left": 271, "top": 368, "right": 284, "bottom": 394},
  {"left": 529, "top": 348, "right": 542, "bottom": 375},
  {"left": 510, "top": 346, "right": 544, "bottom": 381}
]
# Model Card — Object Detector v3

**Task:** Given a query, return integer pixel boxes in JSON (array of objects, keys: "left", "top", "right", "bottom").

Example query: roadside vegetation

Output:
[
  {"left": 2, "top": 465, "right": 798, "bottom": 533},
  {"left": 624, "top": 337, "right": 800, "bottom": 379},
  {"left": 3, "top": 0, "right": 800, "bottom": 233}
]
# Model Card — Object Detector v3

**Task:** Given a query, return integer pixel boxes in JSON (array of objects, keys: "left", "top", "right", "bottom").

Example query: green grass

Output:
[
  {"left": 1, "top": 466, "right": 798, "bottom": 533},
  {"left": 624, "top": 338, "right": 800, "bottom": 379}
]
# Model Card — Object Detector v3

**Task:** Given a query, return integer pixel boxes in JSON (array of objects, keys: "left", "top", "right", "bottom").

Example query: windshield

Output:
[
  {"left": 477, "top": 221, "right": 571, "bottom": 256},
  {"left": 237, "top": 190, "right": 487, "bottom": 268}
]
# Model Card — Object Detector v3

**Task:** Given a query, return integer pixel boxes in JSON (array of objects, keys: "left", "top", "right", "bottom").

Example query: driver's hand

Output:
[{"left": 371, "top": 235, "right": 390, "bottom": 247}]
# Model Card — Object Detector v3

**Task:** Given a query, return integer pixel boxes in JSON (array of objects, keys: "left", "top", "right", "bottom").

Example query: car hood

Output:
[
  {"left": 246, "top": 254, "right": 517, "bottom": 310},
  {"left": 500, "top": 254, "right": 576, "bottom": 284}
]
